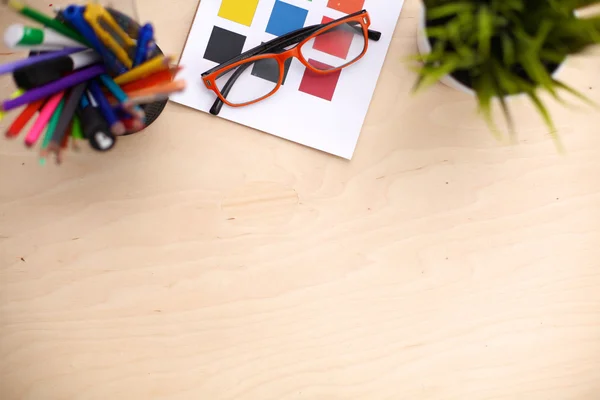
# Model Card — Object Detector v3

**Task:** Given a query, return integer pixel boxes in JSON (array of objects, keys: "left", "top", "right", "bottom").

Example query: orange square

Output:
[{"left": 326, "top": 0, "right": 365, "bottom": 14}]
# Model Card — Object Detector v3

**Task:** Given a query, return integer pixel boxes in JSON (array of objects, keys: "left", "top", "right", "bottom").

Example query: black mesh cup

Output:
[{"left": 29, "top": 7, "right": 168, "bottom": 135}]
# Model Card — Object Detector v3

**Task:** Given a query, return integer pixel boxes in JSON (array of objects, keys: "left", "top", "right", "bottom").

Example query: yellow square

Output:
[{"left": 218, "top": 0, "right": 260, "bottom": 27}]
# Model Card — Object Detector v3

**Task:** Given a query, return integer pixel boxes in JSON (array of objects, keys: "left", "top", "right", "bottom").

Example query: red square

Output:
[
  {"left": 313, "top": 16, "right": 354, "bottom": 60},
  {"left": 327, "top": 0, "right": 365, "bottom": 14},
  {"left": 298, "top": 59, "right": 342, "bottom": 101}
]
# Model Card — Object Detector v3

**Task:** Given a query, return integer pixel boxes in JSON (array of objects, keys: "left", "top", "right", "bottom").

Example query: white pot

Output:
[{"left": 415, "top": 3, "right": 566, "bottom": 96}]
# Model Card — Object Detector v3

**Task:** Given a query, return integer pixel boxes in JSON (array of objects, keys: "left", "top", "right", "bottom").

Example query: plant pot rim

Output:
[{"left": 416, "top": 3, "right": 567, "bottom": 98}]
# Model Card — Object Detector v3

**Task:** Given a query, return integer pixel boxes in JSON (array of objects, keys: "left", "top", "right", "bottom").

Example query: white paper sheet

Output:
[{"left": 170, "top": 0, "right": 405, "bottom": 159}]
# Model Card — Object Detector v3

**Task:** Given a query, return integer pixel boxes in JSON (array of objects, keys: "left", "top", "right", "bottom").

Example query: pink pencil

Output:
[{"left": 24, "top": 91, "right": 65, "bottom": 147}]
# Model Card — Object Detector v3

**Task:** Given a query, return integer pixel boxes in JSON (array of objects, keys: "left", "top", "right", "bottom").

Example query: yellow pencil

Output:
[
  {"left": 0, "top": 89, "right": 24, "bottom": 121},
  {"left": 114, "top": 55, "right": 173, "bottom": 85}
]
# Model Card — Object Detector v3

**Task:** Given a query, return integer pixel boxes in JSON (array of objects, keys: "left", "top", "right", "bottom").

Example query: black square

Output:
[
  {"left": 204, "top": 26, "right": 247, "bottom": 64},
  {"left": 250, "top": 43, "right": 292, "bottom": 85},
  {"left": 251, "top": 57, "right": 292, "bottom": 85}
]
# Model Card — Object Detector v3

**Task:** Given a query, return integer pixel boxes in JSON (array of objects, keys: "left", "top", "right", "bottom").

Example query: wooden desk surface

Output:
[{"left": 1, "top": 1, "right": 600, "bottom": 399}]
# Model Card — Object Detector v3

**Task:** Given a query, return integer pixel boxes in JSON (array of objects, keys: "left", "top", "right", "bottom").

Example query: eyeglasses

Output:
[{"left": 201, "top": 9, "right": 382, "bottom": 115}]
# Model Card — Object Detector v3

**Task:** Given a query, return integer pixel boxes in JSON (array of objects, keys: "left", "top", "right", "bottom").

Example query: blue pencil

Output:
[
  {"left": 87, "top": 80, "right": 125, "bottom": 136},
  {"left": 99, "top": 74, "right": 145, "bottom": 121}
]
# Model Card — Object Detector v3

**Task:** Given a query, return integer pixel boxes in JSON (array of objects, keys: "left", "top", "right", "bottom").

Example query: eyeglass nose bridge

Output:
[{"left": 275, "top": 47, "right": 300, "bottom": 64}]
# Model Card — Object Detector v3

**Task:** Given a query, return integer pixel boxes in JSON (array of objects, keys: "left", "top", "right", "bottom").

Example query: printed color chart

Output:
[{"left": 171, "top": 0, "right": 406, "bottom": 159}]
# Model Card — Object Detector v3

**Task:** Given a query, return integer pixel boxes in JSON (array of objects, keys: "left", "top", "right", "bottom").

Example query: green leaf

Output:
[
  {"left": 413, "top": 58, "right": 460, "bottom": 93},
  {"left": 501, "top": 34, "right": 515, "bottom": 65},
  {"left": 553, "top": 79, "right": 599, "bottom": 108},
  {"left": 527, "top": 90, "right": 564, "bottom": 152},
  {"left": 474, "top": 70, "right": 502, "bottom": 138},
  {"left": 477, "top": 6, "right": 493, "bottom": 57},
  {"left": 427, "top": 3, "right": 476, "bottom": 20},
  {"left": 519, "top": 53, "right": 558, "bottom": 98}
]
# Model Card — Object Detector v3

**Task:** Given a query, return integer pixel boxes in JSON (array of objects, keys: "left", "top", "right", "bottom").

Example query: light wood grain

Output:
[{"left": 1, "top": 0, "right": 600, "bottom": 399}]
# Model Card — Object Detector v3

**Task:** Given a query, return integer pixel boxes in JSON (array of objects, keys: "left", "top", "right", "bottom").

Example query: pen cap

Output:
[{"left": 78, "top": 105, "right": 116, "bottom": 151}]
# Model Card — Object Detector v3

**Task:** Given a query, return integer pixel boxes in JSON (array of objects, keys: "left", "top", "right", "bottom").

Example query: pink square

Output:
[
  {"left": 313, "top": 16, "right": 354, "bottom": 60},
  {"left": 298, "top": 59, "right": 342, "bottom": 101}
]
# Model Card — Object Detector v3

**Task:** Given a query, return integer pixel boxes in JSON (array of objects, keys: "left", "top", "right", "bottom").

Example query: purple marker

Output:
[
  {"left": 1, "top": 64, "right": 105, "bottom": 111},
  {"left": 0, "top": 47, "right": 86, "bottom": 76}
]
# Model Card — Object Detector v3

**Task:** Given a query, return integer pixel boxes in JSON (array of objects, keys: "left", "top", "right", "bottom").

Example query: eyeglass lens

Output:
[
  {"left": 215, "top": 57, "right": 280, "bottom": 105},
  {"left": 300, "top": 22, "right": 366, "bottom": 70}
]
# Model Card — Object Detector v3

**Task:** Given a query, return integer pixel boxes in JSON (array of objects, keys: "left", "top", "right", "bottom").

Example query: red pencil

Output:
[
  {"left": 5, "top": 99, "right": 45, "bottom": 138},
  {"left": 121, "top": 115, "right": 145, "bottom": 132},
  {"left": 120, "top": 66, "right": 182, "bottom": 93},
  {"left": 103, "top": 67, "right": 183, "bottom": 103}
]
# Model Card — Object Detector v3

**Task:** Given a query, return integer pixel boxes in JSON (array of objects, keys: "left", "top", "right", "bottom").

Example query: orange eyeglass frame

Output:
[{"left": 201, "top": 10, "right": 379, "bottom": 111}]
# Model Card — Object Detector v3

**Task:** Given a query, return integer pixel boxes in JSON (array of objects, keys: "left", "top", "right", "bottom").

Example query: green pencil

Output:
[
  {"left": 39, "top": 98, "right": 64, "bottom": 165},
  {"left": 41, "top": 98, "right": 65, "bottom": 150},
  {"left": 7, "top": 0, "right": 88, "bottom": 46},
  {"left": 71, "top": 115, "right": 84, "bottom": 140}
]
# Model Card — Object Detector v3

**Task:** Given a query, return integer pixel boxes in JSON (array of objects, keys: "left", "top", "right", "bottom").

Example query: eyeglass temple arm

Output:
[
  {"left": 362, "top": 27, "right": 381, "bottom": 41},
  {"left": 209, "top": 26, "right": 382, "bottom": 116}
]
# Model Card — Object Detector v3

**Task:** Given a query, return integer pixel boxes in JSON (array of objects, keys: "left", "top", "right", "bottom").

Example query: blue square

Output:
[{"left": 265, "top": 1, "right": 309, "bottom": 37}]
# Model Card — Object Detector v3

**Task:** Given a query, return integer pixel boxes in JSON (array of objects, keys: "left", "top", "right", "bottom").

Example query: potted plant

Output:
[{"left": 413, "top": 0, "right": 600, "bottom": 143}]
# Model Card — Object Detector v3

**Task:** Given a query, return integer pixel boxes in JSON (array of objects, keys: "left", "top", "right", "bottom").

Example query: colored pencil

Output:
[
  {"left": 123, "top": 93, "right": 171, "bottom": 106},
  {"left": 7, "top": 0, "right": 88, "bottom": 45},
  {"left": 24, "top": 91, "right": 64, "bottom": 147},
  {"left": 114, "top": 55, "right": 173, "bottom": 85},
  {"left": 103, "top": 66, "right": 181, "bottom": 103},
  {"left": 71, "top": 115, "right": 84, "bottom": 140},
  {"left": 0, "top": 47, "right": 84, "bottom": 76},
  {"left": 6, "top": 44, "right": 66, "bottom": 52},
  {"left": 1, "top": 64, "right": 105, "bottom": 112},
  {"left": 121, "top": 116, "right": 141, "bottom": 131},
  {"left": 49, "top": 82, "right": 87, "bottom": 149},
  {"left": 123, "top": 81, "right": 186, "bottom": 106},
  {"left": 5, "top": 98, "right": 44, "bottom": 138},
  {"left": 41, "top": 97, "right": 65, "bottom": 150},
  {"left": 123, "top": 80, "right": 186, "bottom": 103},
  {"left": 99, "top": 73, "right": 145, "bottom": 120},
  {"left": 87, "top": 81, "right": 125, "bottom": 136},
  {"left": 119, "top": 66, "right": 181, "bottom": 93},
  {"left": 116, "top": 105, "right": 145, "bottom": 132},
  {"left": 0, "top": 89, "right": 24, "bottom": 121},
  {"left": 61, "top": 121, "right": 72, "bottom": 151}
]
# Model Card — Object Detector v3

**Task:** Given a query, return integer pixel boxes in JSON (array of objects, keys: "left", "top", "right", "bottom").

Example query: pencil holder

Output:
[
  {"left": 47, "top": 5, "right": 168, "bottom": 135},
  {"left": 2, "top": 0, "right": 183, "bottom": 163}
]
